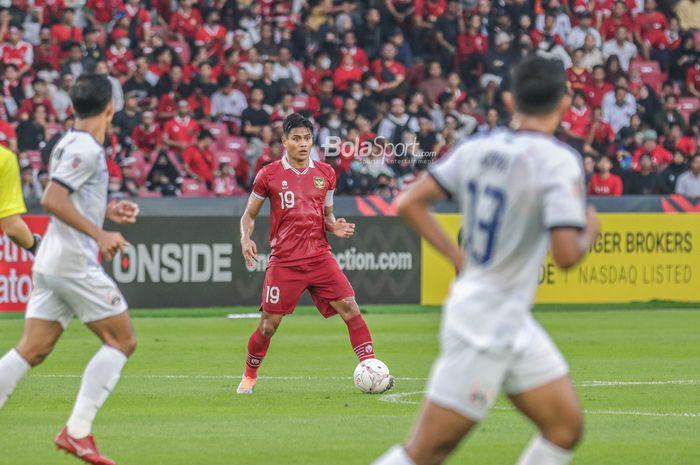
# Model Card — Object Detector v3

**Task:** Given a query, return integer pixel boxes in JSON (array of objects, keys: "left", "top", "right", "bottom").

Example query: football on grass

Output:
[{"left": 354, "top": 359, "right": 393, "bottom": 393}]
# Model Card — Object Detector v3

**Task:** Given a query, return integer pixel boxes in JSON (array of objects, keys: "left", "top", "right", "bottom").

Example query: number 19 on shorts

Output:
[{"left": 265, "top": 286, "right": 280, "bottom": 304}]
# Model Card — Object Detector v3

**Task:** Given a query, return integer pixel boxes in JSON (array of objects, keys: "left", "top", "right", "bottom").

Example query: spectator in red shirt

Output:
[
  {"left": 0, "top": 117, "right": 18, "bottom": 152},
  {"left": 601, "top": 0, "right": 634, "bottom": 41},
  {"left": 35, "top": 0, "right": 65, "bottom": 26},
  {"left": 457, "top": 14, "right": 488, "bottom": 82},
  {"left": 33, "top": 26, "right": 60, "bottom": 72},
  {"left": 118, "top": 0, "right": 152, "bottom": 41},
  {"left": 169, "top": 0, "right": 203, "bottom": 42},
  {"left": 163, "top": 100, "right": 201, "bottom": 154},
  {"left": 106, "top": 37, "right": 135, "bottom": 77},
  {"left": 340, "top": 31, "right": 369, "bottom": 71},
  {"left": 567, "top": 49, "right": 593, "bottom": 92},
  {"left": 633, "top": 129, "right": 673, "bottom": 169},
  {"left": 194, "top": 9, "right": 227, "bottom": 60},
  {"left": 303, "top": 52, "right": 333, "bottom": 96},
  {"left": 131, "top": 110, "right": 162, "bottom": 157},
  {"left": 213, "top": 161, "right": 246, "bottom": 196},
  {"left": 51, "top": 8, "right": 83, "bottom": 47},
  {"left": 634, "top": 0, "right": 668, "bottom": 46},
  {"left": 0, "top": 25, "right": 33, "bottom": 77},
  {"left": 686, "top": 62, "right": 700, "bottom": 98},
  {"left": 585, "top": 65, "right": 614, "bottom": 108},
  {"left": 333, "top": 54, "right": 363, "bottom": 94},
  {"left": 371, "top": 43, "right": 406, "bottom": 97},
  {"left": 587, "top": 107, "right": 616, "bottom": 152},
  {"left": 182, "top": 129, "right": 216, "bottom": 189},
  {"left": 561, "top": 91, "right": 592, "bottom": 148},
  {"left": 588, "top": 154, "right": 624, "bottom": 196},
  {"left": 18, "top": 79, "right": 56, "bottom": 122},
  {"left": 85, "top": 0, "right": 120, "bottom": 26}
]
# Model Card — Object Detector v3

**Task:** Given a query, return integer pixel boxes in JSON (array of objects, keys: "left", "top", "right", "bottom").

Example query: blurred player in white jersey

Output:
[
  {"left": 373, "top": 55, "right": 601, "bottom": 465},
  {"left": 0, "top": 74, "right": 140, "bottom": 465}
]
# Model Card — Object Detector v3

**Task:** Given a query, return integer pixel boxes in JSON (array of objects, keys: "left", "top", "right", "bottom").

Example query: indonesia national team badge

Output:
[{"left": 314, "top": 176, "right": 325, "bottom": 189}]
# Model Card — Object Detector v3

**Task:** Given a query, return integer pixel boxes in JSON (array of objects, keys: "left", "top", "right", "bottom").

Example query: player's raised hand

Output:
[
  {"left": 108, "top": 200, "right": 140, "bottom": 224},
  {"left": 332, "top": 218, "right": 355, "bottom": 239},
  {"left": 241, "top": 237, "right": 258, "bottom": 268},
  {"left": 97, "top": 231, "right": 128, "bottom": 261}
]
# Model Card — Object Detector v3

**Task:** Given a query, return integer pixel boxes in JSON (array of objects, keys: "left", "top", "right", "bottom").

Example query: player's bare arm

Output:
[
  {"left": 396, "top": 173, "right": 464, "bottom": 270},
  {"left": 41, "top": 182, "right": 127, "bottom": 260},
  {"left": 240, "top": 194, "right": 264, "bottom": 267},
  {"left": 549, "top": 206, "right": 601, "bottom": 269},
  {"left": 0, "top": 214, "right": 39, "bottom": 252},
  {"left": 325, "top": 206, "right": 355, "bottom": 238}
]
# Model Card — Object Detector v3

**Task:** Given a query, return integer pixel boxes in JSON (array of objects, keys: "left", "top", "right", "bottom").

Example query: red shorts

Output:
[{"left": 260, "top": 255, "right": 354, "bottom": 318}]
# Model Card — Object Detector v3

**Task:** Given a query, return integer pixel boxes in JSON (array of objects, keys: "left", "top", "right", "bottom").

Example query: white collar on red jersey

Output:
[{"left": 282, "top": 154, "right": 314, "bottom": 174}]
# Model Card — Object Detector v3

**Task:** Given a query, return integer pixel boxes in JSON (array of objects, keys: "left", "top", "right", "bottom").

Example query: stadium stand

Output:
[{"left": 4, "top": 0, "right": 700, "bottom": 204}]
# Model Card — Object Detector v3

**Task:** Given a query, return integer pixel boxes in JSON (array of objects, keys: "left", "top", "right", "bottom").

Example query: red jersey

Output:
[
  {"left": 588, "top": 173, "right": 623, "bottom": 196},
  {"left": 333, "top": 65, "right": 363, "bottom": 93},
  {"left": 591, "top": 120, "right": 615, "bottom": 146},
  {"left": 163, "top": 116, "right": 200, "bottom": 146},
  {"left": 371, "top": 59, "right": 406, "bottom": 84},
  {"left": 252, "top": 156, "right": 336, "bottom": 266},
  {"left": 567, "top": 67, "right": 592, "bottom": 92},
  {"left": 19, "top": 98, "right": 56, "bottom": 120},
  {"left": 86, "top": 0, "right": 119, "bottom": 23},
  {"left": 1, "top": 41, "right": 33, "bottom": 69},
  {"left": 645, "top": 29, "right": 681, "bottom": 50},
  {"left": 169, "top": 8, "right": 203, "bottom": 39},
  {"left": 457, "top": 31, "right": 489, "bottom": 60},
  {"left": 183, "top": 145, "right": 216, "bottom": 182},
  {"left": 415, "top": 0, "right": 446, "bottom": 21},
  {"left": 585, "top": 81, "right": 614, "bottom": 108},
  {"left": 340, "top": 46, "right": 369, "bottom": 70},
  {"left": 35, "top": 0, "right": 65, "bottom": 25},
  {"left": 562, "top": 106, "right": 592, "bottom": 138},
  {"left": 634, "top": 11, "right": 668, "bottom": 41},
  {"left": 50, "top": 24, "right": 82, "bottom": 44},
  {"left": 302, "top": 68, "right": 332, "bottom": 95},
  {"left": 601, "top": 15, "right": 634, "bottom": 40},
  {"left": 0, "top": 119, "right": 16, "bottom": 148},
  {"left": 195, "top": 25, "right": 227, "bottom": 58},
  {"left": 131, "top": 125, "right": 162, "bottom": 152},
  {"left": 105, "top": 46, "right": 135, "bottom": 76},
  {"left": 34, "top": 42, "right": 60, "bottom": 70},
  {"left": 632, "top": 146, "right": 673, "bottom": 168}
]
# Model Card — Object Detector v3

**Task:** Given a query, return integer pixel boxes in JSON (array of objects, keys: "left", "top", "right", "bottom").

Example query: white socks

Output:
[
  {"left": 67, "top": 345, "right": 128, "bottom": 438},
  {"left": 0, "top": 349, "right": 31, "bottom": 408},
  {"left": 516, "top": 435, "right": 573, "bottom": 465},
  {"left": 372, "top": 446, "right": 417, "bottom": 465}
]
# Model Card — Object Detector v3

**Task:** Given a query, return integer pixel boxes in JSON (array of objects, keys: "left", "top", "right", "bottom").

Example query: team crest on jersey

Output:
[
  {"left": 107, "top": 290, "right": 122, "bottom": 307},
  {"left": 282, "top": 180, "right": 288, "bottom": 189},
  {"left": 72, "top": 157, "right": 82, "bottom": 169},
  {"left": 314, "top": 176, "right": 325, "bottom": 189}
]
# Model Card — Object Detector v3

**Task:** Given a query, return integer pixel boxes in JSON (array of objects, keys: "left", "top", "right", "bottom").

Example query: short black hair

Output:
[
  {"left": 510, "top": 55, "right": 567, "bottom": 116},
  {"left": 198, "top": 129, "right": 213, "bottom": 141},
  {"left": 70, "top": 73, "right": 112, "bottom": 118},
  {"left": 283, "top": 113, "right": 313, "bottom": 137}
]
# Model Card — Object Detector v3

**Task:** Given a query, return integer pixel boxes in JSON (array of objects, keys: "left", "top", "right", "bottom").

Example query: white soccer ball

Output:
[{"left": 353, "top": 359, "right": 393, "bottom": 393}]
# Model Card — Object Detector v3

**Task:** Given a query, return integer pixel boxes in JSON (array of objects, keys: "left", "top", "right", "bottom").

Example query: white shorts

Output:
[
  {"left": 426, "top": 321, "right": 569, "bottom": 422},
  {"left": 26, "top": 268, "right": 128, "bottom": 329}
]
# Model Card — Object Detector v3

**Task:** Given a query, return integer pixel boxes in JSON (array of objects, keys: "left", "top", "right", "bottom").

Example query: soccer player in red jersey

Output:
[{"left": 236, "top": 113, "right": 393, "bottom": 394}]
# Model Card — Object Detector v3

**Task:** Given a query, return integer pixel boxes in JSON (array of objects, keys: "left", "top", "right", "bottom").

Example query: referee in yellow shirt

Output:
[{"left": 0, "top": 145, "right": 41, "bottom": 254}]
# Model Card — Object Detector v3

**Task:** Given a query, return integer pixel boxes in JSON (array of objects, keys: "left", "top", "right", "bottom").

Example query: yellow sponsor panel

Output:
[{"left": 421, "top": 214, "right": 700, "bottom": 304}]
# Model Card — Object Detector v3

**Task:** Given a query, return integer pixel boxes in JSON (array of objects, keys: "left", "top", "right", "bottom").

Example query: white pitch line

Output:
[
  {"left": 379, "top": 392, "right": 700, "bottom": 418},
  {"left": 29, "top": 374, "right": 700, "bottom": 386}
]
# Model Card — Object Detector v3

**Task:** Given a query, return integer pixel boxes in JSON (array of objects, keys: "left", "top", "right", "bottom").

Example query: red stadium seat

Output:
[
  {"left": 629, "top": 60, "right": 666, "bottom": 94},
  {"left": 203, "top": 122, "right": 229, "bottom": 149},
  {"left": 25, "top": 150, "right": 43, "bottom": 170},
  {"left": 180, "top": 178, "right": 212, "bottom": 197},
  {"left": 168, "top": 41, "right": 191, "bottom": 64},
  {"left": 293, "top": 94, "right": 309, "bottom": 111},
  {"left": 45, "top": 123, "right": 62, "bottom": 140},
  {"left": 678, "top": 97, "right": 699, "bottom": 123},
  {"left": 213, "top": 150, "right": 241, "bottom": 168},
  {"left": 137, "top": 191, "right": 163, "bottom": 198},
  {"left": 223, "top": 136, "right": 247, "bottom": 155}
]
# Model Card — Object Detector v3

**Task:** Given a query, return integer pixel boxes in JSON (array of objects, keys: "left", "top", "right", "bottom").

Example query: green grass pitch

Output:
[{"left": 1, "top": 305, "right": 699, "bottom": 465}]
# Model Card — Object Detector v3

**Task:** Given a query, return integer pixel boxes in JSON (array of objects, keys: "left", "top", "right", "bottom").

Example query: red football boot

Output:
[{"left": 54, "top": 426, "right": 116, "bottom": 465}]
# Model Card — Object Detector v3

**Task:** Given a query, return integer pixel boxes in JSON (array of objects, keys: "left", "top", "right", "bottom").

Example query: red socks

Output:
[
  {"left": 346, "top": 314, "right": 375, "bottom": 361},
  {"left": 244, "top": 328, "right": 271, "bottom": 379}
]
